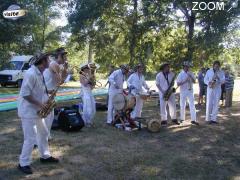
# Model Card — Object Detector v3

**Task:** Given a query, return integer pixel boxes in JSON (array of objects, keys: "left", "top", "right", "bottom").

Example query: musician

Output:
[
  {"left": 105, "top": 65, "right": 115, "bottom": 105},
  {"left": 18, "top": 53, "right": 59, "bottom": 175},
  {"left": 204, "top": 61, "right": 225, "bottom": 124},
  {"left": 79, "top": 63, "right": 96, "bottom": 127},
  {"left": 43, "top": 47, "right": 68, "bottom": 139},
  {"left": 176, "top": 61, "right": 198, "bottom": 125},
  {"left": 156, "top": 63, "right": 179, "bottom": 126},
  {"left": 127, "top": 64, "right": 149, "bottom": 119},
  {"left": 107, "top": 64, "right": 129, "bottom": 124}
]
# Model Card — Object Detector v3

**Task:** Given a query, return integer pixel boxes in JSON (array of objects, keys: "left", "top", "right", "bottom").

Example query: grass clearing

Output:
[{"left": 0, "top": 81, "right": 240, "bottom": 179}]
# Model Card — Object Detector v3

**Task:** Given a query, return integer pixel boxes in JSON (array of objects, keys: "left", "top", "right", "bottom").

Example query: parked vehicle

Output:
[{"left": 0, "top": 55, "right": 32, "bottom": 87}]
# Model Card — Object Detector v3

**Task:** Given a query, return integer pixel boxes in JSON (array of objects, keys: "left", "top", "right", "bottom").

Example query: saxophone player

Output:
[
  {"left": 18, "top": 53, "right": 59, "bottom": 175},
  {"left": 204, "top": 61, "right": 225, "bottom": 124},
  {"left": 79, "top": 63, "right": 96, "bottom": 127},
  {"left": 43, "top": 47, "right": 68, "bottom": 139},
  {"left": 176, "top": 61, "right": 198, "bottom": 125},
  {"left": 156, "top": 63, "right": 179, "bottom": 126}
]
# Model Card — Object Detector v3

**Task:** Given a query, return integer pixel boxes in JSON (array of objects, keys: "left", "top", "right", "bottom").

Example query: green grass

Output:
[
  {"left": 0, "top": 80, "right": 240, "bottom": 179},
  {"left": 0, "top": 97, "right": 240, "bottom": 180}
]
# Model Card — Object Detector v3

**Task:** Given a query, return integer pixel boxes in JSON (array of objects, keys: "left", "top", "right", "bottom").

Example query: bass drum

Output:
[
  {"left": 112, "top": 93, "right": 136, "bottom": 111},
  {"left": 112, "top": 93, "right": 125, "bottom": 111}
]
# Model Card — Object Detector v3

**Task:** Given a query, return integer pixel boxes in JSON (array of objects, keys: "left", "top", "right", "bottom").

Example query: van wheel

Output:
[
  {"left": 1, "top": 83, "right": 6, "bottom": 87},
  {"left": 17, "top": 80, "right": 23, "bottom": 88}
]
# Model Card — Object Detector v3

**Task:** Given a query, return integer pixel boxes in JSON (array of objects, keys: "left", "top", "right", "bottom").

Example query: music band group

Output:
[{"left": 17, "top": 47, "right": 226, "bottom": 174}]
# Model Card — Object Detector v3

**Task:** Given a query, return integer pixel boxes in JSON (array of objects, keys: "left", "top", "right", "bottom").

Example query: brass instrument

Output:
[
  {"left": 37, "top": 62, "right": 68, "bottom": 118},
  {"left": 209, "top": 70, "right": 219, "bottom": 89},
  {"left": 186, "top": 72, "right": 193, "bottom": 90},
  {"left": 37, "top": 85, "right": 60, "bottom": 118},
  {"left": 78, "top": 63, "right": 102, "bottom": 88},
  {"left": 163, "top": 74, "right": 177, "bottom": 101}
]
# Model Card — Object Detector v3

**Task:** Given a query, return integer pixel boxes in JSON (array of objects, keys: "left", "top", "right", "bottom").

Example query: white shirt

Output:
[
  {"left": 43, "top": 60, "right": 59, "bottom": 91},
  {"left": 156, "top": 71, "right": 175, "bottom": 96},
  {"left": 204, "top": 68, "right": 225, "bottom": 89},
  {"left": 176, "top": 70, "right": 196, "bottom": 92},
  {"left": 18, "top": 65, "right": 48, "bottom": 118},
  {"left": 108, "top": 69, "right": 125, "bottom": 92},
  {"left": 127, "top": 72, "right": 148, "bottom": 94}
]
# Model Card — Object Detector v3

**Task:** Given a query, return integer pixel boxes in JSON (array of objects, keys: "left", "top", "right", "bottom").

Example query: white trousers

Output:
[
  {"left": 131, "top": 96, "right": 143, "bottom": 119},
  {"left": 159, "top": 93, "right": 177, "bottom": 121},
  {"left": 180, "top": 90, "right": 197, "bottom": 121},
  {"left": 19, "top": 118, "right": 51, "bottom": 166},
  {"left": 206, "top": 88, "right": 221, "bottom": 121},
  {"left": 82, "top": 89, "right": 96, "bottom": 124},
  {"left": 45, "top": 110, "right": 54, "bottom": 138},
  {"left": 107, "top": 91, "right": 117, "bottom": 123}
]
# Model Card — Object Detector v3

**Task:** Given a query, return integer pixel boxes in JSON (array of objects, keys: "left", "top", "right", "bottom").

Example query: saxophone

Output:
[
  {"left": 209, "top": 70, "right": 219, "bottom": 89},
  {"left": 186, "top": 72, "right": 193, "bottom": 90},
  {"left": 37, "top": 86, "right": 60, "bottom": 118},
  {"left": 37, "top": 62, "right": 67, "bottom": 118},
  {"left": 163, "top": 73, "right": 177, "bottom": 101}
]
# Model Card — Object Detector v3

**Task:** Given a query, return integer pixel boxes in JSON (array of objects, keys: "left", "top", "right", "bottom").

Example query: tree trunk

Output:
[
  {"left": 129, "top": 0, "right": 138, "bottom": 67},
  {"left": 186, "top": 11, "right": 195, "bottom": 62},
  {"left": 88, "top": 40, "right": 93, "bottom": 63},
  {"left": 42, "top": 1, "right": 46, "bottom": 50}
]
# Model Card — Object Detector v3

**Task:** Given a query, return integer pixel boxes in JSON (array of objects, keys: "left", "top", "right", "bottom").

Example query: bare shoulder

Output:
[{"left": 49, "top": 61, "right": 60, "bottom": 73}]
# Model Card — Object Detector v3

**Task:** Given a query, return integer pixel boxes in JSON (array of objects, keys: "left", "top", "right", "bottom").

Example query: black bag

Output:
[
  {"left": 51, "top": 108, "right": 61, "bottom": 130},
  {"left": 58, "top": 108, "right": 85, "bottom": 132}
]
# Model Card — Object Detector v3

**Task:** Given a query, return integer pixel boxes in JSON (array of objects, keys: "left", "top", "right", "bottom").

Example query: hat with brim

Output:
[
  {"left": 80, "top": 62, "right": 100, "bottom": 71},
  {"left": 160, "top": 63, "right": 170, "bottom": 71},
  {"left": 135, "top": 63, "right": 144, "bottom": 69},
  {"left": 120, "top": 64, "right": 129, "bottom": 71},
  {"left": 183, "top": 61, "right": 193, "bottom": 67},
  {"left": 55, "top": 47, "right": 68, "bottom": 56},
  {"left": 29, "top": 52, "right": 50, "bottom": 65}
]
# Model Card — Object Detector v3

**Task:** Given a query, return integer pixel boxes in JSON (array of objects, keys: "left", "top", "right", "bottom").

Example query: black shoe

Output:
[
  {"left": 180, "top": 120, "right": 184, "bottom": 123},
  {"left": 191, "top": 121, "right": 199, "bottom": 125},
  {"left": 172, "top": 119, "right": 180, "bottom": 125},
  {"left": 161, "top": 121, "right": 168, "bottom": 126},
  {"left": 210, "top": 121, "right": 218, "bottom": 124},
  {"left": 18, "top": 164, "right": 33, "bottom": 174},
  {"left": 40, "top": 156, "right": 59, "bottom": 163}
]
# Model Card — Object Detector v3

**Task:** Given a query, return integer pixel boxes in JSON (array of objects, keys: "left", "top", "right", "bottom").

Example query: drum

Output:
[
  {"left": 147, "top": 119, "right": 161, "bottom": 133},
  {"left": 112, "top": 93, "right": 125, "bottom": 111},
  {"left": 125, "top": 94, "right": 136, "bottom": 110},
  {"left": 139, "top": 92, "right": 150, "bottom": 100},
  {"left": 113, "top": 93, "right": 136, "bottom": 111}
]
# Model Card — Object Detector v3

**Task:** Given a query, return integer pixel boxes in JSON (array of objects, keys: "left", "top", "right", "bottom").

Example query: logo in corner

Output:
[{"left": 3, "top": 4, "right": 26, "bottom": 20}]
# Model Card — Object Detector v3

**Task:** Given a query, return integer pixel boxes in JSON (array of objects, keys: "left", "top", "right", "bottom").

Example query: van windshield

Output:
[{"left": 8, "top": 61, "right": 24, "bottom": 70}]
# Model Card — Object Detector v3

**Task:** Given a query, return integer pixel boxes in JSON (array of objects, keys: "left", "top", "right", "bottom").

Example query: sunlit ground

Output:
[{"left": 0, "top": 80, "right": 239, "bottom": 179}]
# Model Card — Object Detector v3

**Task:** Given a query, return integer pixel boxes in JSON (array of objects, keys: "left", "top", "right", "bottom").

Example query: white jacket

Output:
[
  {"left": 204, "top": 68, "right": 225, "bottom": 90},
  {"left": 108, "top": 69, "right": 125, "bottom": 93},
  {"left": 127, "top": 72, "right": 148, "bottom": 94}
]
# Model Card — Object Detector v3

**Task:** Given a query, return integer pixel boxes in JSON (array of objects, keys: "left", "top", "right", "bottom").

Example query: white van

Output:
[{"left": 0, "top": 55, "right": 33, "bottom": 87}]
